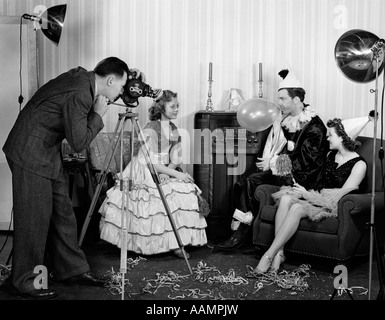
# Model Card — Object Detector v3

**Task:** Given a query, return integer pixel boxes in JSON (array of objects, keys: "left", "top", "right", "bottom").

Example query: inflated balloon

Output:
[{"left": 236, "top": 98, "right": 280, "bottom": 132}]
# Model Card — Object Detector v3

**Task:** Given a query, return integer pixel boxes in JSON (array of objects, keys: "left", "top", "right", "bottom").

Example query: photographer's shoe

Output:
[
  {"left": 62, "top": 272, "right": 106, "bottom": 287},
  {"left": 17, "top": 288, "right": 58, "bottom": 300}
]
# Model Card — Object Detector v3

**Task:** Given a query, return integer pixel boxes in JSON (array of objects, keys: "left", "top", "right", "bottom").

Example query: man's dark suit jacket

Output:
[
  {"left": 3, "top": 67, "right": 104, "bottom": 179},
  {"left": 282, "top": 115, "right": 329, "bottom": 190}
]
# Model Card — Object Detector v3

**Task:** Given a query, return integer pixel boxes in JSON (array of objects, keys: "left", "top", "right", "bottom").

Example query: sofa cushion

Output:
[{"left": 260, "top": 205, "right": 339, "bottom": 234}]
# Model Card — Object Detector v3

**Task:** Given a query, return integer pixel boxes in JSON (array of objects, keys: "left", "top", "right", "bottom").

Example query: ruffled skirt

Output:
[
  {"left": 272, "top": 186, "right": 356, "bottom": 222},
  {"left": 99, "top": 157, "right": 207, "bottom": 255}
]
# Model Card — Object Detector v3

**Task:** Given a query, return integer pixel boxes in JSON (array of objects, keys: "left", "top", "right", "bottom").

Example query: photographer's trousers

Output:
[{"left": 7, "top": 158, "right": 89, "bottom": 293}]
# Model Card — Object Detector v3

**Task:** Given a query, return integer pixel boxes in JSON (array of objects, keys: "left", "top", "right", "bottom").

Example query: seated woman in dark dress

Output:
[{"left": 255, "top": 114, "right": 374, "bottom": 273}]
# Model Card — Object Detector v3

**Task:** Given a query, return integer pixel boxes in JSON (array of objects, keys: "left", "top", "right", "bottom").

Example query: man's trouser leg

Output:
[{"left": 46, "top": 170, "right": 89, "bottom": 281}]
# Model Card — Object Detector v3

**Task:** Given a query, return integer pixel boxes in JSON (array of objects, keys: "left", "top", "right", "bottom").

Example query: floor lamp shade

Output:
[
  {"left": 22, "top": 4, "right": 67, "bottom": 45},
  {"left": 335, "top": 29, "right": 384, "bottom": 83}
]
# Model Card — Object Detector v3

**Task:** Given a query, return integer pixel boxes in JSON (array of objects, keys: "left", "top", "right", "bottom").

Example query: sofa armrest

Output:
[
  {"left": 336, "top": 191, "right": 385, "bottom": 257},
  {"left": 255, "top": 184, "right": 281, "bottom": 207},
  {"left": 339, "top": 192, "right": 385, "bottom": 218}
]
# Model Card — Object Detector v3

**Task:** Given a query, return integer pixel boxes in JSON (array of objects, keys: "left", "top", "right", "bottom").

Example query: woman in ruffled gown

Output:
[
  {"left": 99, "top": 90, "right": 207, "bottom": 258},
  {"left": 255, "top": 116, "right": 372, "bottom": 273}
]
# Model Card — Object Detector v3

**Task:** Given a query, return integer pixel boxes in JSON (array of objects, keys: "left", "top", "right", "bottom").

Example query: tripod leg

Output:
[
  {"left": 119, "top": 122, "right": 131, "bottom": 301},
  {"left": 155, "top": 182, "right": 193, "bottom": 274},
  {"left": 347, "top": 290, "right": 354, "bottom": 300},
  {"left": 133, "top": 118, "right": 193, "bottom": 275},
  {"left": 78, "top": 117, "right": 128, "bottom": 247},
  {"left": 330, "top": 289, "right": 337, "bottom": 300},
  {"left": 78, "top": 181, "right": 106, "bottom": 246}
]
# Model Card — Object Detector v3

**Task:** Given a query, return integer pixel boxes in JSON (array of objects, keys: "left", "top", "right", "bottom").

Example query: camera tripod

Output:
[{"left": 77, "top": 109, "right": 193, "bottom": 298}]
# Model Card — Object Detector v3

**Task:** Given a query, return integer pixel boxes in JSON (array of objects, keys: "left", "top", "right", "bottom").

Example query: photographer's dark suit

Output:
[{"left": 3, "top": 67, "right": 104, "bottom": 294}]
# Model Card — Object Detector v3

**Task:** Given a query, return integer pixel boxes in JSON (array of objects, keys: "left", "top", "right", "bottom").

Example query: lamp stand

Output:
[{"left": 368, "top": 53, "right": 385, "bottom": 300}]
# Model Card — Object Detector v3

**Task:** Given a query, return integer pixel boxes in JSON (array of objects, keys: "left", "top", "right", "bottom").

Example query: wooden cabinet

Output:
[{"left": 193, "top": 111, "right": 269, "bottom": 242}]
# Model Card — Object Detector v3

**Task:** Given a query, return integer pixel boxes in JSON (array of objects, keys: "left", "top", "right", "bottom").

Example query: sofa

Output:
[{"left": 252, "top": 136, "right": 385, "bottom": 262}]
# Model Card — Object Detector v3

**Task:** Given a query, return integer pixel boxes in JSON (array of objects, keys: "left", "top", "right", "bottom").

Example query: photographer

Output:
[{"left": 2, "top": 57, "right": 144, "bottom": 299}]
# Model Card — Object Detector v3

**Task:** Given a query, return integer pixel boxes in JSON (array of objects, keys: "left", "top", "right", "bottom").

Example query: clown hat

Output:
[
  {"left": 342, "top": 111, "right": 375, "bottom": 140},
  {"left": 278, "top": 68, "right": 302, "bottom": 90}
]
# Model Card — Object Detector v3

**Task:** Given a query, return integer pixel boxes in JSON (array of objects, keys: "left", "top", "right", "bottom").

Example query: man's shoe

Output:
[
  {"left": 216, "top": 233, "right": 245, "bottom": 251},
  {"left": 63, "top": 272, "right": 106, "bottom": 287},
  {"left": 19, "top": 289, "right": 58, "bottom": 300}
]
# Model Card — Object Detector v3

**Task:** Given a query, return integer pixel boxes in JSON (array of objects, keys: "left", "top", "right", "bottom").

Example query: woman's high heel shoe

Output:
[
  {"left": 271, "top": 252, "right": 286, "bottom": 272},
  {"left": 255, "top": 254, "right": 273, "bottom": 274}
]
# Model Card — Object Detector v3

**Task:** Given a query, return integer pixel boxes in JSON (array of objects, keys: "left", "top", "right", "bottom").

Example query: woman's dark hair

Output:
[
  {"left": 94, "top": 57, "right": 129, "bottom": 78},
  {"left": 327, "top": 118, "right": 361, "bottom": 151},
  {"left": 148, "top": 90, "right": 178, "bottom": 121}
]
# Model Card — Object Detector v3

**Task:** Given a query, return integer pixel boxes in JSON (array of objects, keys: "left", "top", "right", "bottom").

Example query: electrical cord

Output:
[{"left": 18, "top": 16, "right": 24, "bottom": 111}]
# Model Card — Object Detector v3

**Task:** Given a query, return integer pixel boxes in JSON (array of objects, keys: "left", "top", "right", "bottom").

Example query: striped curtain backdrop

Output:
[{"left": 1, "top": 0, "right": 384, "bottom": 171}]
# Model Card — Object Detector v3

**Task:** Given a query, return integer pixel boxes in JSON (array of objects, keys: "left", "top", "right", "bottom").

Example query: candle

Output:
[
  {"left": 259, "top": 62, "right": 262, "bottom": 82},
  {"left": 209, "top": 62, "right": 213, "bottom": 81}
]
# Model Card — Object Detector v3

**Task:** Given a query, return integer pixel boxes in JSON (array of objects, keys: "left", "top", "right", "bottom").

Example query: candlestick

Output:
[
  {"left": 258, "top": 62, "right": 263, "bottom": 98},
  {"left": 209, "top": 62, "right": 213, "bottom": 81},
  {"left": 205, "top": 62, "right": 214, "bottom": 111},
  {"left": 206, "top": 79, "right": 214, "bottom": 112}
]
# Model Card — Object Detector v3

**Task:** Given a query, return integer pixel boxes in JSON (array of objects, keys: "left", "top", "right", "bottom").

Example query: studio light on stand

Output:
[
  {"left": 335, "top": 29, "right": 385, "bottom": 300},
  {"left": 17, "top": 4, "right": 66, "bottom": 107}
]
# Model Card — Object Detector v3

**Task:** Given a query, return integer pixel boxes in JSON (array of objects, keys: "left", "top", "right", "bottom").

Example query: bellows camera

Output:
[{"left": 121, "top": 70, "right": 162, "bottom": 107}]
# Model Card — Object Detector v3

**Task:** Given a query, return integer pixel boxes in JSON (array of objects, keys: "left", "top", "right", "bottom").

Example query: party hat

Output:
[
  {"left": 342, "top": 111, "right": 374, "bottom": 140},
  {"left": 278, "top": 68, "right": 302, "bottom": 90}
]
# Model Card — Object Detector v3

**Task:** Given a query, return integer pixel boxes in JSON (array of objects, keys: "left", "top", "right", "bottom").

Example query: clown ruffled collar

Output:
[{"left": 281, "top": 106, "right": 317, "bottom": 133}]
